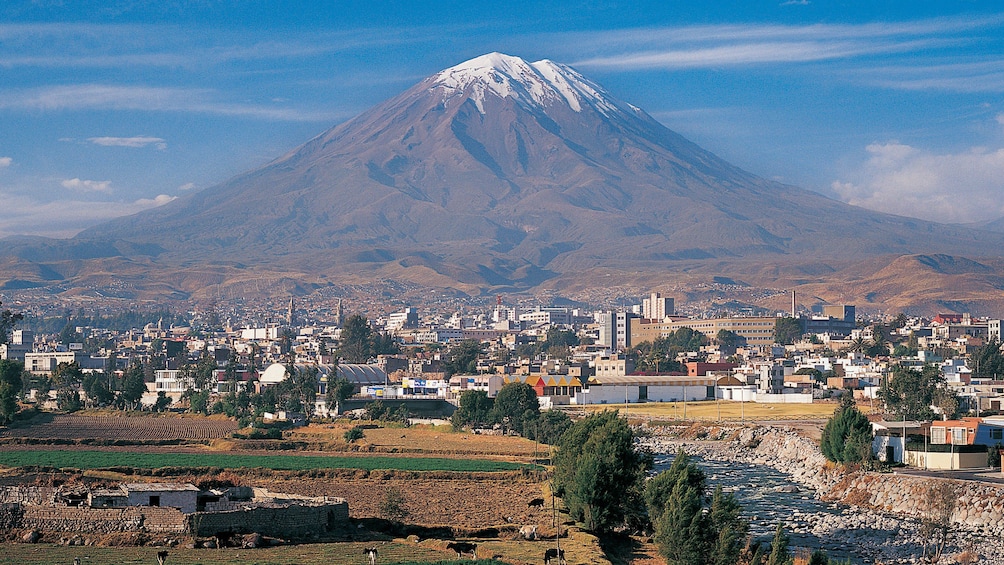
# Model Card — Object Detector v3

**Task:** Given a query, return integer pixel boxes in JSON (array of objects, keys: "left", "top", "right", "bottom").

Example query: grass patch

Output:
[{"left": 0, "top": 450, "right": 537, "bottom": 473}]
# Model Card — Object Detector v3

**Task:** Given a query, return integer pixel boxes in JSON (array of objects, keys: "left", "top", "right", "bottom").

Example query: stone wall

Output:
[
  {"left": 20, "top": 505, "right": 188, "bottom": 533},
  {"left": 190, "top": 500, "right": 349, "bottom": 539},
  {"left": 0, "top": 486, "right": 52, "bottom": 505}
]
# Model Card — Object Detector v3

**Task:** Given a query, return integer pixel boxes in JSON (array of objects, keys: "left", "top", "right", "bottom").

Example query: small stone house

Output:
[{"left": 89, "top": 483, "right": 199, "bottom": 514}]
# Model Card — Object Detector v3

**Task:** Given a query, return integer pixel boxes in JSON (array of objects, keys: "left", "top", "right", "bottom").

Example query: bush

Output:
[
  {"left": 820, "top": 395, "right": 872, "bottom": 464},
  {"left": 344, "top": 426, "right": 365, "bottom": 443}
]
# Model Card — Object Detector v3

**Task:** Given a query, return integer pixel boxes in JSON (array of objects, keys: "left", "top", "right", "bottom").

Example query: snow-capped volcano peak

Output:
[{"left": 431, "top": 52, "right": 631, "bottom": 116}]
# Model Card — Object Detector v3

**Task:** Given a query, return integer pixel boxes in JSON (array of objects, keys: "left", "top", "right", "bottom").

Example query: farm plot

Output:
[
  {"left": 0, "top": 414, "right": 238, "bottom": 440},
  {"left": 0, "top": 450, "right": 538, "bottom": 472}
]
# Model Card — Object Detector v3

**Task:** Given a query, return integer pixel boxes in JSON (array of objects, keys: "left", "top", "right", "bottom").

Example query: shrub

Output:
[{"left": 344, "top": 426, "right": 365, "bottom": 443}]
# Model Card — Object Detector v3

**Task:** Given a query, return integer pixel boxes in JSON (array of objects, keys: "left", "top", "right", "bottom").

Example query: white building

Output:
[{"left": 642, "top": 292, "right": 674, "bottom": 320}]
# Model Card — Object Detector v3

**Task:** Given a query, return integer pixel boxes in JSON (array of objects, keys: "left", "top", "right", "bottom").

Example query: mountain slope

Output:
[{"left": 19, "top": 52, "right": 1004, "bottom": 299}]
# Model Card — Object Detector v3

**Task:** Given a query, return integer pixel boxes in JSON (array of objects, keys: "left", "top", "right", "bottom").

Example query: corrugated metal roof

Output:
[{"left": 590, "top": 375, "right": 716, "bottom": 387}]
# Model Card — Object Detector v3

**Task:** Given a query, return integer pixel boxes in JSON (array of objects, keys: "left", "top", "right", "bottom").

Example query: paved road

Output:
[{"left": 892, "top": 466, "right": 1004, "bottom": 485}]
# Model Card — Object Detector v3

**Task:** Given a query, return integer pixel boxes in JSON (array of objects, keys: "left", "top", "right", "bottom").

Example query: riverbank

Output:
[{"left": 640, "top": 424, "right": 1004, "bottom": 564}]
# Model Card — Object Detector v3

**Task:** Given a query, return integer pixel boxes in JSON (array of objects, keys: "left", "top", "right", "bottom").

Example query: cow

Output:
[
  {"left": 519, "top": 524, "right": 538, "bottom": 540},
  {"left": 446, "top": 541, "right": 478, "bottom": 559},
  {"left": 544, "top": 548, "right": 565, "bottom": 565},
  {"left": 527, "top": 497, "right": 545, "bottom": 509},
  {"left": 156, "top": 551, "right": 169, "bottom": 565},
  {"left": 364, "top": 547, "right": 379, "bottom": 565}
]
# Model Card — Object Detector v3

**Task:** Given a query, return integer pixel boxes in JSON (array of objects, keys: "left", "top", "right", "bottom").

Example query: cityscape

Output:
[{"left": 3, "top": 2, "right": 1004, "bottom": 565}]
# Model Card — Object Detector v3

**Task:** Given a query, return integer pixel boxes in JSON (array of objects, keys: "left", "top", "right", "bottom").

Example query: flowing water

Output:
[{"left": 653, "top": 452, "right": 901, "bottom": 564}]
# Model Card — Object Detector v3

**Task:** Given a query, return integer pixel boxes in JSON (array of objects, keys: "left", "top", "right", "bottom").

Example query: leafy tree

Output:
[
  {"left": 450, "top": 390, "right": 494, "bottom": 429},
  {"left": 444, "top": 339, "right": 482, "bottom": 376},
  {"left": 632, "top": 329, "right": 705, "bottom": 373},
  {"left": 325, "top": 372, "right": 355, "bottom": 415},
  {"left": 553, "top": 410, "right": 649, "bottom": 533},
  {"left": 118, "top": 361, "right": 147, "bottom": 410},
  {"left": 185, "top": 389, "right": 210, "bottom": 415},
  {"left": 880, "top": 365, "right": 956, "bottom": 420},
  {"left": 491, "top": 381, "right": 539, "bottom": 435},
  {"left": 372, "top": 331, "right": 400, "bottom": 356},
  {"left": 534, "top": 409, "right": 573, "bottom": 445},
  {"left": 0, "top": 360, "right": 23, "bottom": 425},
  {"left": 715, "top": 329, "right": 742, "bottom": 349},
  {"left": 153, "top": 391, "right": 171, "bottom": 412},
  {"left": 56, "top": 388, "right": 82, "bottom": 412},
  {"left": 379, "top": 486, "right": 410, "bottom": 522},
  {"left": 970, "top": 338, "right": 1004, "bottom": 379},
  {"left": 653, "top": 470, "right": 706, "bottom": 565},
  {"left": 338, "top": 314, "right": 373, "bottom": 363},
  {"left": 82, "top": 371, "right": 115, "bottom": 407},
  {"left": 773, "top": 317, "right": 803, "bottom": 345},
  {"left": 0, "top": 301, "right": 23, "bottom": 345},
  {"left": 820, "top": 395, "right": 873, "bottom": 464},
  {"left": 364, "top": 399, "right": 389, "bottom": 420}
]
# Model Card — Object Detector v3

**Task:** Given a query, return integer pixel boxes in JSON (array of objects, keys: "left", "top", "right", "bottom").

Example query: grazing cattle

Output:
[
  {"left": 156, "top": 551, "right": 168, "bottom": 565},
  {"left": 364, "top": 547, "right": 379, "bottom": 565},
  {"left": 446, "top": 541, "right": 478, "bottom": 559},
  {"left": 527, "top": 497, "right": 545, "bottom": 509},
  {"left": 519, "top": 524, "right": 538, "bottom": 540},
  {"left": 544, "top": 548, "right": 565, "bottom": 565}
]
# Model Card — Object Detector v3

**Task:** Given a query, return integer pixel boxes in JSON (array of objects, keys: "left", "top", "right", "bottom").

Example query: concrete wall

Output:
[
  {"left": 755, "top": 392, "right": 814, "bottom": 404},
  {"left": 904, "top": 449, "right": 987, "bottom": 470}
]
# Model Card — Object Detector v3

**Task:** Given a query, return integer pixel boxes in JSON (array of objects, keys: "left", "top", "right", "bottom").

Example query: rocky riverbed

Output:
[{"left": 639, "top": 425, "right": 1004, "bottom": 564}]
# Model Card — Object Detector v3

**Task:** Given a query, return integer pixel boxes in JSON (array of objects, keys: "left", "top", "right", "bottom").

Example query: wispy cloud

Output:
[
  {"left": 88, "top": 136, "right": 167, "bottom": 149},
  {"left": 0, "top": 84, "right": 337, "bottom": 121},
  {"left": 178, "top": 182, "right": 196, "bottom": 191},
  {"left": 0, "top": 191, "right": 176, "bottom": 238},
  {"left": 567, "top": 15, "right": 1004, "bottom": 73},
  {"left": 856, "top": 61, "right": 1004, "bottom": 92},
  {"left": 62, "top": 178, "right": 112, "bottom": 193},
  {"left": 832, "top": 138, "right": 1004, "bottom": 223},
  {"left": 0, "top": 157, "right": 11, "bottom": 168}
]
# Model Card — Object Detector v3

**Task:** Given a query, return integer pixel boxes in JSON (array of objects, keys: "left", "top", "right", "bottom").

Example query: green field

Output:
[{"left": 0, "top": 450, "right": 536, "bottom": 472}]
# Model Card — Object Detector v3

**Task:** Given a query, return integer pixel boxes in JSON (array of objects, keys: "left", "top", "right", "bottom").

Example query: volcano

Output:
[{"left": 7, "top": 53, "right": 1004, "bottom": 307}]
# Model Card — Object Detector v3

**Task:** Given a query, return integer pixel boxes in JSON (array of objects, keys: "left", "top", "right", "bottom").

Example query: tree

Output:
[
  {"left": 919, "top": 480, "right": 959, "bottom": 563},
  {"left": 647, "top": 450, "right": 747, "bottom": 565},
  {"left": 773, "top": 317, "right": 802, "bottom": 345},
  {"left": 820, "top": 394, "right": 873, "bottom": 464},
  {"left": 766, "top": 523, "right": 792, "bottom": 565},
  {"left": 880, "top": 365, "right": 956, "bottom": 420},
  {"left": 56, "top": 388, "right": 82, "bottom": 412},
  {"left": 325, "top": 371, "right": 355, "bottom": 416},
  {"left": 344, "top": 426, "right": 364, "bottom": 442},
  {"left": 153, "top": 391, "right": 171, "bottom": 412},
  {"left": 338, "top": 314, "right": 373, "bottom": 363},
  {"left": 970, "top": 338, "right": 1004, "bottom": 379},
  {"left": 553, "top": 410, "right": 649, "bottom": 533},
  {"left": 444, "top": 339, "right": 481, "bottom": 376},
  {"left": 0, "top": 360, "right": 23, "bottom": 425},
  {"left": 379, "top": 486, "right": 410, "bottom": 522},
  {"left": 534, "top": 409, "right": 573, "bottom": 445},
  {"left": 715, "top": 329, "right": 742, "bottom": 349},
  {"left": 118, "top": 361, "right": 147, "bottom": 410},
  {"left": 491, "top": 382, "right": 539, "bottom": 435},
  {"left": 450, "top": 390, "right": 494, "bottom": 429},
  {"left": 0, "top": 301, "right": 23, "bottom": 345}
]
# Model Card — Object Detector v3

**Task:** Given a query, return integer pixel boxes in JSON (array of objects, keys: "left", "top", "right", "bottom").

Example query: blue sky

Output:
[{"left": 2, "top": 1, "right": 1004, "bottom": 237}]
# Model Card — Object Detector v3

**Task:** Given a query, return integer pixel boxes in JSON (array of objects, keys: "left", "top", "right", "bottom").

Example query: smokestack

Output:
[{"left": 791, "top": 289, "right": 796, "bottom": 317}]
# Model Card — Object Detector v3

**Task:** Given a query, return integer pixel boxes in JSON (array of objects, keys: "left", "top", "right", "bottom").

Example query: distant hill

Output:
[{"left": 4, "top": 53, "right": 1004, "bottom": 313}]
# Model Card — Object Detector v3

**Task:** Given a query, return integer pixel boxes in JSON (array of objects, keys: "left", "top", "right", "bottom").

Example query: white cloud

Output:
[
  {"left": 88, "top": 136, "right": 167, "bottom": 149},
  {"left": 0, "top": 84, "right": 336, "bottom": 122},
  {"left": 177, "top": 182, "right": 196, "bottom": 191},
  {"left": 61, "top": 178, "right": 112, "bottom": 193},
  {"left": 0, "top": 157, "right": 11, "bottom": 168},
  {"left": 0, "top": 192, "right": 176, "bottom": 238},
  {"left": 832, "top": 141, "right": 1004, "bottom": 223},
  {"left": 997, "top": 113, "right": 1004, "bottom": 127}
]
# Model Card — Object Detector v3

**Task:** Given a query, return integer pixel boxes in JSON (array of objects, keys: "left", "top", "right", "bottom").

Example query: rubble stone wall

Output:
[{"left": 190, "top": 500, "right": 349, "bottom": 539}]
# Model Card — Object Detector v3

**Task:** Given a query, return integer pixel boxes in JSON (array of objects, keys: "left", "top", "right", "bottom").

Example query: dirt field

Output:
[
  {"left": 0, "top": 412, "right": 238, "bottom": 440},
  {"left": 289, "top": 423, "right": 545, "bottom": 459},
  {"left": 582, "top": 399, "right": 859, "bottom": 422}
]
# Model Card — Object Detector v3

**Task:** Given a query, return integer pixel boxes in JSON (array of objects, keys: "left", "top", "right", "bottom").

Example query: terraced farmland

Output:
[{"left": 0, "top": 414, "right": 238, "bottom": 440}]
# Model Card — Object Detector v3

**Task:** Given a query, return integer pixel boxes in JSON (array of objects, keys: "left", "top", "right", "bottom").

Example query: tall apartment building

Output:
[
  {"left": 642, "top": 292, "right": 674, "bottom": 320},
  {"left": 598, "top": 311, "right": 636, "bottom": 350}
]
